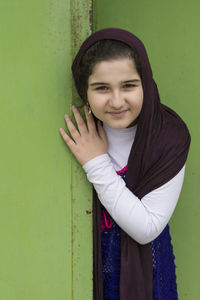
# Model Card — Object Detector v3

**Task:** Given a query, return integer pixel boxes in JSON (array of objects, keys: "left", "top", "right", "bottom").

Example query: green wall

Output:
[
  {"left": 0, "top": 0, "right": 92, "bottom": 299},
  {"left": 94, "top": 0, "right": 200, "bottom": 298}
]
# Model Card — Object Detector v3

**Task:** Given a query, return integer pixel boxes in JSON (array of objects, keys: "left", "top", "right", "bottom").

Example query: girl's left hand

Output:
[{"left": 59, "top": 105, "right": 108, "bottom": 166}]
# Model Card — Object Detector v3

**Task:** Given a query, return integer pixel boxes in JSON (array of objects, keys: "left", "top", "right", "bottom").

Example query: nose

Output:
[{"left": 109, "top": 90, "right": 125, "bottom": 109}]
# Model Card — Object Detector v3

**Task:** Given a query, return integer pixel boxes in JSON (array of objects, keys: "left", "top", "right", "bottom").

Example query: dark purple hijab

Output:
[{"left": 72, "top": 28, "right": 191, "bottom": 300}]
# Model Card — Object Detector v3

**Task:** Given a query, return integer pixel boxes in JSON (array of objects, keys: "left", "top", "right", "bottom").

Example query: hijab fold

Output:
[{"left": 72, "top": 28, "right": 191, "bottom": 300}]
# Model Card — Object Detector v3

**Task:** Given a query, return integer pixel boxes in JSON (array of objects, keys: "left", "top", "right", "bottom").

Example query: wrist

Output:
[{"left": 82, "top": 153, "right": 110, "bottom": 170}]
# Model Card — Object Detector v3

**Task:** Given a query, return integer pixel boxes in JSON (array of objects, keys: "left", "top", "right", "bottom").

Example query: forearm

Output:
[{"left": 83, "top": 154, "right": 185, "bottom": 244}]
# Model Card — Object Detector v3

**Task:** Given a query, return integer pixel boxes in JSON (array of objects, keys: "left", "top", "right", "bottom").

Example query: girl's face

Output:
[{"left": 87, "top": 58, "right": 143, "bottom": 129}]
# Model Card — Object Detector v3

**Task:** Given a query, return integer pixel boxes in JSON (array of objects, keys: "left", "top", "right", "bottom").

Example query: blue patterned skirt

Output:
[{"left": 101, "top": 219, "right": 178, "bottom": 300}]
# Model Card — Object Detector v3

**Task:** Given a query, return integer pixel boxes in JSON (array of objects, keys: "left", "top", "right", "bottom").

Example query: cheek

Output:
[
  {"left": 87, "top": 92, "right": 105, "bottom": 110},
  {"left": 88, "top": 96, "right": 105, "bottom": 121},
  {"left": 137, "top": 88, "right": 144, "bottom": 108},
  {"left": 131, "top": 89, "right": 143, "bottom": 109}
]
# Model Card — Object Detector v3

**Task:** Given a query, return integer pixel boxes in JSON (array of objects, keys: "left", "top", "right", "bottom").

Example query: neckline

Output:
[{"left": 103, "top": 122, "right": 137, "bottom": 136}]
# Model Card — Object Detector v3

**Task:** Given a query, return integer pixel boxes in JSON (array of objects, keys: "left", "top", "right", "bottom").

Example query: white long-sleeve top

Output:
[{"left": 83, "top": 123, "right": 185, "bottom": 245}]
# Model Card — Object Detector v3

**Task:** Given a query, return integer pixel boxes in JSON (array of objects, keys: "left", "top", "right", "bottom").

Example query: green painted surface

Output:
[
  {"left": 71, "top": 1, "right": 93, "bottom": 299},
  {"left": 0, "top": 0, "right": 92, "bottom": 299},
  {"left": 93, "top": 0, "right": 199, "bottom": 298}
]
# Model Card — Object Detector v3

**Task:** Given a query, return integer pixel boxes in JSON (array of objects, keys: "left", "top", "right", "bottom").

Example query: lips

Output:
[{"left": 108, "top": 109, "right": 128, "bottom": 116}]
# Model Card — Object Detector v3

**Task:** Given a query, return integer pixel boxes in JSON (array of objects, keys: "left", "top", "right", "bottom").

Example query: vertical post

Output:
[{"left": 71, "top": 1, "right": 93, "bottom": 299}]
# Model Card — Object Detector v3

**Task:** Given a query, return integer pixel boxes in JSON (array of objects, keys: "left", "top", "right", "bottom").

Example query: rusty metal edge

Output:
[{"left": 70, "top": 0, "right": 93, "bottom": 299}]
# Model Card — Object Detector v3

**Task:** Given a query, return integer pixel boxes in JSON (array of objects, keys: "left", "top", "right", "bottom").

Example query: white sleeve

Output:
[{"left": 83, "top": 154, "right": 185, "bottom": 245}]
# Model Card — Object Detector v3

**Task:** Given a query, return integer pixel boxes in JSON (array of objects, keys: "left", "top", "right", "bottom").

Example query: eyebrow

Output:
[{"left": 89, "top": 79, "right": 141, "bottom": 86}]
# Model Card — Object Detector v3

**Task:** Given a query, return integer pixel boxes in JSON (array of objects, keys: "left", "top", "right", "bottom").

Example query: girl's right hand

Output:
[{"left": 59, "top": 105, "right": 108, "bottom": 166}]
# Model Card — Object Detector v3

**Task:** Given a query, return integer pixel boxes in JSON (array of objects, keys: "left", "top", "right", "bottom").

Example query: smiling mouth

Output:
[{"left": 108, "top": 110, "right": 128, "bottom": 115}]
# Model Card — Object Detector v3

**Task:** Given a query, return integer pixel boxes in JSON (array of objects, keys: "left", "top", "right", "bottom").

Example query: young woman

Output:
[{"left": 59, "top": 28, "right": 190, "bottom": 300}]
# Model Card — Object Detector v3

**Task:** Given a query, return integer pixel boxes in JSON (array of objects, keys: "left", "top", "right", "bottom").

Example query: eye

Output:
[
  {"left": 122, "top": 83, "right": 136, "bottom": 89},
  {"left": 95, "top": 86, "right": 109, "bottom": 91}
]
